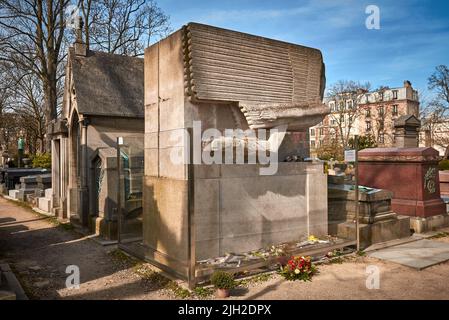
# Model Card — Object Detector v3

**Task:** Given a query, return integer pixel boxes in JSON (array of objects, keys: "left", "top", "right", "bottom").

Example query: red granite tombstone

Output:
[{"left": 358, "top": 147, "right": 445, "bottom": 218}]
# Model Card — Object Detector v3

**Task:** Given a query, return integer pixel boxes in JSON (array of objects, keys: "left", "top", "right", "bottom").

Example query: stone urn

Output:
[{"left": 216, "top": 288, "right": 230, "bottom": 298}]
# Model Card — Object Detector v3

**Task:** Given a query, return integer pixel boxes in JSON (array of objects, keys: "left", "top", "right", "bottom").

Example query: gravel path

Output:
[{"left": 1, "top": 195, "right": 448, "bottom": 300}]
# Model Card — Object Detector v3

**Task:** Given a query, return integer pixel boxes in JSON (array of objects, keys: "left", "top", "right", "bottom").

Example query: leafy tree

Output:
[
  {"left": 348, "top": 135, "right": 377, "bottom": 151},
  {"left": 422, "top": 65, "right": 449, "bottom": 158}
]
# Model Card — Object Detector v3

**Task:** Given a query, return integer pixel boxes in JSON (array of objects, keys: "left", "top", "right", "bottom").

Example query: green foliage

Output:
[
  {"left": 193, "top": 286, "right": 214, "bottom": 298},
  {"left": 166, "top": 281, "right": 192, "bottom": 298},
  {"left": 439, "top": 159, "right": 449, "bottom": 171},
  {"left": 316, "top": 140, "right": 344, "bottom": 161},
  {"left": 32, "top": 153, "right": 51, "bottom": 168},
  {"left": 210, "top": 271, "right": 235, "bottom": 289},
  {"left": 356, "top": 250, "right": 366, "bottom": 256},
  {"left": 348, "top": 135, "right": 377, "bottom": 151}
]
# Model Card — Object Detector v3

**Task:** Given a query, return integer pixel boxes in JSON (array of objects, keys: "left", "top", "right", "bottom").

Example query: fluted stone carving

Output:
[{"left": 182, "top": 23, "right": 329, "bottom": 130}]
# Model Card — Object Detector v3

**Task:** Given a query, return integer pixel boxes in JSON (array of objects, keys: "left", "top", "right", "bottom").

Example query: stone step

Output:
[
  {"left": 334, "top": 215, "right": 411, "bottom": 249},
  {"left": 8, "top": 190, "right": 19, "bottom": 199},
  {"left": 37, "top": 197, "right": 51, "bottom": 213}
]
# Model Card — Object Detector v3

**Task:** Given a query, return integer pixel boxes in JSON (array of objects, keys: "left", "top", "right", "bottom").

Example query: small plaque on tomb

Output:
[{"left": 344, "top": 149, "right": 356, "bottom": 162}]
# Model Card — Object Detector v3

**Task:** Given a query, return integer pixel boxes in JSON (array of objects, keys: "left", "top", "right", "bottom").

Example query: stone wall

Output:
[{"left": 143, "top": 24, "right": 328, "bottom": 279}]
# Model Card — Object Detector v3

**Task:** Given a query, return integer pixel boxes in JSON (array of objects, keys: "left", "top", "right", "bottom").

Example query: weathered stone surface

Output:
[
  {"left": 8, "top": 190, "right": 19, "bottom": 199},
  {"left": 52, "top": 40, "right": 145, "bottom": 234},
  {"left": 183, "top": 23, "right": 328, "bottom": 130},
  {"left": 393, "top": 114, "right": 421, "bottom": 148},
  {"left": 37, "top": 197, "right": 51, "bottom": 213},
  {"left": 335, "top": 216, "right": 410, "bottom": 249},
  {"left": 143, "top": 23, "right": 330, "bottom": 279},
  {"left": 328, "top": 179, "right": 411, "bottom": 247},
  {"left": 368, "top": 239, "right": 449, "bottom": 270}
]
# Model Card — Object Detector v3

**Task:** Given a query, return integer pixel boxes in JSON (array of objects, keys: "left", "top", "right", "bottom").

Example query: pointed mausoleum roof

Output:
[
  {"left": 394, "top": 114, "right": 421, "bottom": 127},
  {"left": 68, "top": 47, "right": 144, "bottom": 118}
]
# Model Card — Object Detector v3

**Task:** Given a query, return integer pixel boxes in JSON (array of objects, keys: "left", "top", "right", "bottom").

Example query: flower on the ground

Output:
[{"left": 279, "top": 256, "right": 317, "bottom": 281}]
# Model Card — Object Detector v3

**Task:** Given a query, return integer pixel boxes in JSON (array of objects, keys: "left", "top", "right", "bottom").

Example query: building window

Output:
[
  {"left": 347, "top": 100, "right": 353, "bottom": 109},
  {"left": 392, "top": 90, "right": 398, "bottom": 99},
  {"left": 330, "top": 119, "right": 337, "bottom": 126},
  {"left": 378, "top": 106, "right": 384, "bottom": 116},
  {"left": 366, "top": 121, "right": 371, "bottom": 130},
  {"left": 339, "top": 101, "right": 344, "bottom": 111},
  {"left": 366, "top": 108, "right": 371, "bottom": 117},
  {"left": 319, "top": 128, "right": 324, "bottom": 136},
  {"left": 310, "top": 140, "right": 315, "bottom": 148},
  {"left": 310, "top": 128, "right": 315, "bottom": 136},
  {"left": 329, "top": 102, "right": 335, "bottom": 112},
  {"left": 379, "top": 92, "right": 384, "bottom": 101},
  {"left": 392, "top": 104, "right": 398, "bottom": 116}
]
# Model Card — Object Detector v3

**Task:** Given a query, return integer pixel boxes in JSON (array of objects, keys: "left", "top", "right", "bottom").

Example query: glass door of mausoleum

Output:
[{"left": 117, "top": 135, "right": 145, "bottom": 258}]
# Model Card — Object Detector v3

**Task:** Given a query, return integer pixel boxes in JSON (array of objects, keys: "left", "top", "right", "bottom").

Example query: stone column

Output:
[
  {"left": 51, "top": 138, "right": 60, "bottom": 214},
  {"left": 79, "top": 117, "right": 89, "bottom": 226},
  {"left": 48, "top": 119, "right": 68, "bottom": 219},
  {"left": 60, "top": 137, "right": 68, "bottom": 218}
]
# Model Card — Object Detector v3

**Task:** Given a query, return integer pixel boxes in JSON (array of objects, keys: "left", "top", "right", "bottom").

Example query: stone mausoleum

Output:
[
  {"left": 142, "top": 23, "right": 329, "bottom": 279},
  {"left": 49, "top": 36, "right": 144, "bottom": 239}
]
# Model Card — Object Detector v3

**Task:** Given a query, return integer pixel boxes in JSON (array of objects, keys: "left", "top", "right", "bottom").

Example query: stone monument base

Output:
[
  {"left": 143, "top": 162, "right": 328, "bottom": 278},
  {"left": 359, "top": 147, "right": 446, "bottom": 221},
  {"left": 410, "top": 213, "right": 449, "bottom": 234},
  {"left": 328, "top": 179, "right": 411, "bottom": 249},
  {"left": 89, "top": 217, "right": 118, "bottom": 240},
  {"left": 335, "top": 216, "right": 411, "bottom": 249}
]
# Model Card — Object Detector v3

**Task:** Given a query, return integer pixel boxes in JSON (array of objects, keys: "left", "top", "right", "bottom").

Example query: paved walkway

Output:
[
  {"left": 0, "top": 196, "right": 168, "bottom": 299},
  {"left": 1, "top": 195, "right": 449, "bottom": 300}
]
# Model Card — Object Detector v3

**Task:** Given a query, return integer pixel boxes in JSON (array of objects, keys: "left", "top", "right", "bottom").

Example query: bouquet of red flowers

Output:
[{"left": 280, "top": 256, "right": 317, "bottom": 281}]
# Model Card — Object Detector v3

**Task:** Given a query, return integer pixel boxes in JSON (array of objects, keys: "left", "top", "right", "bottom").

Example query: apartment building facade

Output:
[{"left": 310, "top": 81, "right": 420, "bottom": 157}]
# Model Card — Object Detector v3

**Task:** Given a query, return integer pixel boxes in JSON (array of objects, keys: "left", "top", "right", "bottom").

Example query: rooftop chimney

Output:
[
  {"left": 403, "top": 80, "right": 412, "bottom": 88},
  {"left": 74, "top": 16, "right": 87, "bottom": 57}
]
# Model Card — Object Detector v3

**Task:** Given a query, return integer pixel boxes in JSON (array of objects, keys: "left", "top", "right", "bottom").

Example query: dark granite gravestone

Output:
[{"left": 3, "top": 168, "right": 49, "bottom": 191}]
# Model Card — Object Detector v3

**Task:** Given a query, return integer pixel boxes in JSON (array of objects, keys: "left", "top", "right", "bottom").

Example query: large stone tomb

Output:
[{"left": 143, "top": 23, "right": 329, "bottom": 279}]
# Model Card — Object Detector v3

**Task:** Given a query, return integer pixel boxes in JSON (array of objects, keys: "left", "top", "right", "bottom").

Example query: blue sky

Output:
[{"left": 158, "top": 0, "right": 449, "bottom": 98}]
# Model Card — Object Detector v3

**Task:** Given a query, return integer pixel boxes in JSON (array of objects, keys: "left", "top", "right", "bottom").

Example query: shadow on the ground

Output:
[
  {"left": 230, "top": 287, "right": 249, "bottom": 297},
  {"left": 0, "top": 214, "right": 166, "bottom": 300},
  {"left": 244, "top": 279, "right": 284, "bottom": 300},
  {"left": 0, "top": 217, "right": 48, "bottom": 226},
  {"left": 0, "top": 217, "right": 16, "bottom": 224}
]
